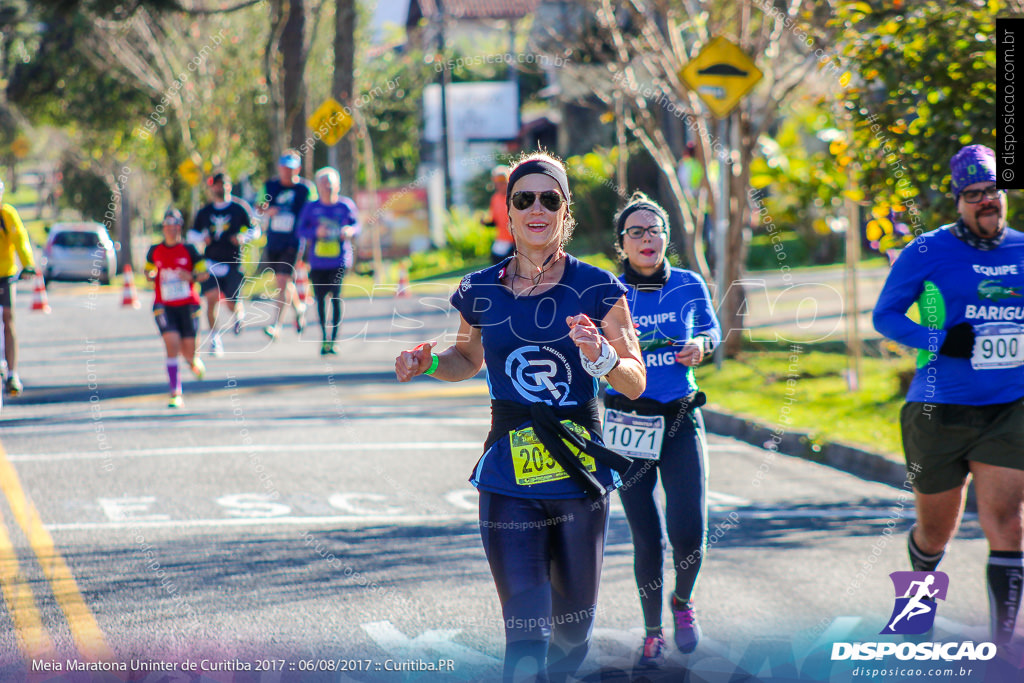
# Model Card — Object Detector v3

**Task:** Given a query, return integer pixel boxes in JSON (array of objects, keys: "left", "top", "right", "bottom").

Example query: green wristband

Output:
[{"left": 424, "top": 353, "right": 440, "bottom": 376}]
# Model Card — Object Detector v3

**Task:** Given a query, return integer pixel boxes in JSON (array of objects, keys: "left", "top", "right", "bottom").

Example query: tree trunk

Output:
[
  {"left": 282, "top": 0, "right": 307, "bottom": 150},
  {"left": 158, "top": 125, "right": 191, "bottom": 220},
  {"left": 266, "top": 0, "right": 287, "bottom": 159},
  {"left": 722, "top": 111, "right": 755, "bottom": 357},
  {"left": 333, "top": 0, "right": 357, "bottom": 196}
]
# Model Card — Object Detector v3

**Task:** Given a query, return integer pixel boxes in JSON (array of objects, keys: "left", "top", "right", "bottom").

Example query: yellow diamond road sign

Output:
[
  {"left": 680, "top": 37, "right": 763, "bottom": 118},
  {"left": 10, "top": 137, "right": 29, "bottom": 159},
  {"left": 308, "top": 98, "right": 354, "bottom": 147},
  {"left": 177, "top": 159, "right": 202, "bottom": 187}
]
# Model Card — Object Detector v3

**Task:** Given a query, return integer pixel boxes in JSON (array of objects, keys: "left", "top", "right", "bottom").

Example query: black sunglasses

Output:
[
  {"left": 960, "top": 185, "right": 1003, "bottom": 204},
  {"left": 511, "top": 191, "right": 564, "bottom": 212}
]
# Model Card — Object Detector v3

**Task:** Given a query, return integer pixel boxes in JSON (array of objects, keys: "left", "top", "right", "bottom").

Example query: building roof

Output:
[{"left": 408, "top": 0, "right": 541, "bottom": 24}]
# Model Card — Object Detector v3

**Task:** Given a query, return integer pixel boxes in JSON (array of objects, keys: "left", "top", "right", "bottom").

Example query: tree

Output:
[
  {"left": 266, "top": 0, "right": 312, "bottom": 156},
  {"left": 333, "top": 0, "right": 356, "bottom": 195},
  {"left": 32, "top": 6, "right": 271, "bottom": 203},
  {"left": 547, "top": 0, "right": 835, "bottom": 355},
  {"left": 832, "top": 0, "right": 1011, "bottom": 232}
]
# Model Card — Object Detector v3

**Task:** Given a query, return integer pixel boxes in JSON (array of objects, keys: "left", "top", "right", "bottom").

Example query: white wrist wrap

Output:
[{"left": 581, "top": 338, "right": 619, "bottom": 377}]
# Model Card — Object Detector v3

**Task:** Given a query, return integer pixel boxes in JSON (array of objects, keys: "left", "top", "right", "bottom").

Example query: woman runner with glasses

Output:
[
  {"left": 605, "top": 191, "right": 720, "bottom": 668},
  {"left": 396, "top": 152, "right": 646, "bottom": 682}
]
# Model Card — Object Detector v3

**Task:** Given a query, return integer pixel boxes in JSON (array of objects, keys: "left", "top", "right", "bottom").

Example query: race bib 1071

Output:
[{"left": 603, "top": 409, "right": 665, "bottom": 460}]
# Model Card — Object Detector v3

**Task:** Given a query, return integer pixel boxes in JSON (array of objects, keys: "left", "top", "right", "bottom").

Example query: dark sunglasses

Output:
[
  {"left": 960, "top": 185, "right": 1003, "bottom": 204},
  {"left": 511, "top": 190, "right": 564, "bottom": 212}
]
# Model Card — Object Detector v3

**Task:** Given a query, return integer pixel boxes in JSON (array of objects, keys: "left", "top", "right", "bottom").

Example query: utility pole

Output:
[
  {"left": 332, "top": 0, "right": 357, "bottom": 194},
  {"left": 844, "top": 198, "right": 862, "bottom": 391},
  {"left": 713, "top": 115, "right": 729, "bottom": 370},
  {"left": 437, "top": 0, "right": 452, "bottom": 210}
]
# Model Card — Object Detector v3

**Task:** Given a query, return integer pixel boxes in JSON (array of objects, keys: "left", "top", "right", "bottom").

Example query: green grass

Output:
[
  {"left": 6, "top": 184, "right": 39, "bottom": 208},
  {"left": 746, "top": 255, "right": 889, "bottom": 276},
  {"left": 24, "top": 218, "right": 48, "bottom": 247},
  {"left": 694, "top": 344, "right": 911, "bottom": 459}
]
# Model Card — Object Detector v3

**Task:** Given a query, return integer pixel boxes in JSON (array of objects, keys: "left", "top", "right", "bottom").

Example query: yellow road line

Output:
[
  {"left": 0, "top": 509, "right": 57, "bottom": 661},
  {"left": 0, "top": 442, "right": 113, "bottom": 662}
]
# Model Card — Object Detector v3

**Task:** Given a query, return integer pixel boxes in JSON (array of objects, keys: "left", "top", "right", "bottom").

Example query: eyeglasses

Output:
[
  {"left": 960, "top": 185, "right": 1003, "bottom": 204},
  {"left": 621, "top": 225, "right": 667, "bottom": 239},
  {"left": 511, "top": 191, "right": 564, "bottom": 212}
]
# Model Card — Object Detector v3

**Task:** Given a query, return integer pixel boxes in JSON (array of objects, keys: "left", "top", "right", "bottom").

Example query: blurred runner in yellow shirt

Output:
[{"left": 0, "top": 181, "right": 37, "bottom": 395}]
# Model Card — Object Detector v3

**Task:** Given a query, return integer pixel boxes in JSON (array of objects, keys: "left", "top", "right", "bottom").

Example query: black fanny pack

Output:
[
  {"left": 485, "top": 398, "right": 634, "bottom": 500},
  {"left": 603, "top": 391, "right": 706, "bottom": 420}
]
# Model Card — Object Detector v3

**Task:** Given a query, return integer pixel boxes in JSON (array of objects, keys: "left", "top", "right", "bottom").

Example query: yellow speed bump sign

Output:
[
  {"left": 680, "top": 37, "right": 763, "bottom": 118},
  {"left": 10, "top": 137, "right": 29, "bottom": 159},
  {"left": 308, "top": 98, "right": 354, "bottom": 147}
]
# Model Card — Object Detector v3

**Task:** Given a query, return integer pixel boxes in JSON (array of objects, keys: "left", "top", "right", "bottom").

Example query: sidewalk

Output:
[{"left": 699, "top": 405, "right": 978, "bottom": 509}]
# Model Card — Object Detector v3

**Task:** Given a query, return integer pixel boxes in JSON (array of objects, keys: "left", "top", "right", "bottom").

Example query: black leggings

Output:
[
  {"left": 618, "top": 409, "right": 708, "bottom": 631},
  {"left": 310, "top": 267, "right": 345, "bottom": 341},
  {"left": 478, "top": 491, "right": 609, "bottom": 683}
]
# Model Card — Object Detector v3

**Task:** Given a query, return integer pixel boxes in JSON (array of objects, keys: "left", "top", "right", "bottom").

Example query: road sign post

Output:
[
  {"left": 679, "top": 37, "right": 763, "bottom": 119},
  {"left": 680, "top": 37, "right": 763, "bottom": 365},
  {"left": 308, "top": 98, "right": 354, "bottom": 149},
  {"left": 177, "top": 159, "right": 202, "bottom": 188}
]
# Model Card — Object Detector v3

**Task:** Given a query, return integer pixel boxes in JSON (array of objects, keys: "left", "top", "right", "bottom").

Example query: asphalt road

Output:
[{"left": 0, "top": 281, "right": 1017, "bottom": 682}]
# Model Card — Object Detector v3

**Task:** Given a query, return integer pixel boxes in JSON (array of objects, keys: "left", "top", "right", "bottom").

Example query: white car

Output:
[{"left": 42, "top": 222, "right": 119, "bottom": 285}]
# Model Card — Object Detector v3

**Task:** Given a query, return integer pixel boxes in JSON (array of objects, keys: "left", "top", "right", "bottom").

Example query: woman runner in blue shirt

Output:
[
  {"left": 396, "top": 153, "right": 646, "bottom": 682},
  {"left": 604, "top": 192, "right": 720, "bottom": 668}
]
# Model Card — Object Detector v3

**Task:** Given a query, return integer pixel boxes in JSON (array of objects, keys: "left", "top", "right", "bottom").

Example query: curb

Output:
[{"left": 699, "top": 406, "right": 978, "bottom": 509}]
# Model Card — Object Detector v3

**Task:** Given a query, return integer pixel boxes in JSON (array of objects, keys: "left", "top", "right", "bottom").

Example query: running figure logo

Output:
[{"left": 880, "top": 571, "right": 949, "bottom": 635}]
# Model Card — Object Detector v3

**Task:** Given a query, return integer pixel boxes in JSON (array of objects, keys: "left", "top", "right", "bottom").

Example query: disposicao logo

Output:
[
  {"left": 881, "top": 571, "right": 948, "bottom": 635},
  {"left": 831, "top": 572, "right": 997, "bottom": 663}
]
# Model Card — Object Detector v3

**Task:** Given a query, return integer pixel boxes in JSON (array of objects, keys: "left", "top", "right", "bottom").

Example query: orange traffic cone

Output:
[
  {"left": 295, "top": 262, "right": 311, "bottom": 304},
  {"left": 122, "top": 265, "right": 140, "bottom": 308},
  {"left": 397, "top": 264, "right": 410, "bottom": 298},
  {"left": 30, "top": 273, "right": 51, "bottom": 313}
]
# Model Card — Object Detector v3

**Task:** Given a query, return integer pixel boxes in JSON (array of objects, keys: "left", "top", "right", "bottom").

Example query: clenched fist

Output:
[{"left": 395, "top": 341, "right": 437, "bottom": 382}]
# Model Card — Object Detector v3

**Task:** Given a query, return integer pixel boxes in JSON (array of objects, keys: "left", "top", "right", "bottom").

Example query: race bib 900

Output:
[{"left": 971, "top": 322, "right": 1024, "bottom": 370}]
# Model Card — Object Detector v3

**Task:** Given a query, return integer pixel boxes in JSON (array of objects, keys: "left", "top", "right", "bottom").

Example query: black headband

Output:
[
  {"left": 616, "top": 201, "right": 670, "bottom": 245},
  {"left": 506, "top": 159, "right": 571, "bottom": 208}
]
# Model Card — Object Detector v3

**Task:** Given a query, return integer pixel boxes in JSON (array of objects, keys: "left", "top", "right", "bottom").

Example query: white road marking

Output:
[
  {"left": 0, "top": 414, "right": 492, "bottom": 437},
  {"left": 216, "top": 493, "right": 292, "bottom": 518},
  {"left": 360, "top": 620, "right": 498, "bottom": 667},
  {"left": 45, "top": 513, "right": 480, "bottom": 532},
  {"left": 706, "top": 490, "right": 751, "bottom": 507},
  {"left": 9, "top": 439, "right": 778, "bottom": 464},
  {"left": 328, "top": 493, "right": 404, "bottom": 516},
  {"left": 7, "top": 442, "right": 484, "bottom": 462},
  {"left": 729, "top": 508, "right": 919, "bottom": 520},
  {"left": 444, "top": 490, "right": 478, "bottom": 512},
  {"left": 97, "top": 496, "right": 170, "bottom": 522},
  {"left": 45, "top": 498, "right": 927, "bottom": 533}
]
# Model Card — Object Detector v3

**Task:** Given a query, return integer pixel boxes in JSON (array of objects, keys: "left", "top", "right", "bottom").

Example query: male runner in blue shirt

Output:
[{"left": 874, "top": 144, "right": 1024, "bottom": 648}]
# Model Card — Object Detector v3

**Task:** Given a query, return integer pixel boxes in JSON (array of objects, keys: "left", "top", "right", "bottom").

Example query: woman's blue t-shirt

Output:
[
  {"left": 606, "top": 267, "right": 721, "bottom": 403},
  {"left": 450, "top": 254, "right": 628, "bottom": 498}
]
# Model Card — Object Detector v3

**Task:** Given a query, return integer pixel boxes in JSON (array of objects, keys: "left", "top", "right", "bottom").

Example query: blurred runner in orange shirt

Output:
[{"left": 488, "top": 165, "right": 513, "bottom": 264}]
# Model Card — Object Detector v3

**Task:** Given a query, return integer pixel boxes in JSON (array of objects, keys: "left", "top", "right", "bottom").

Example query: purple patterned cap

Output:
[{"left": 950, "top": 145, "right": 996, "bottom": 197}]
